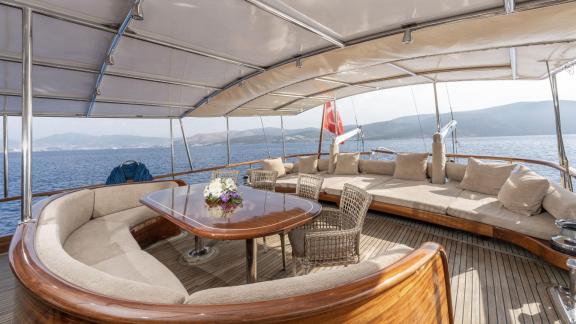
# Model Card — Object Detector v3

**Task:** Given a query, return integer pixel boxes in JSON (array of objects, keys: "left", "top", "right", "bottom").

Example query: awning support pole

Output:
[
  {"left": 280, "top": 116, "right": 286, "bottom": 161},
  {"left": 226, "top": 117, "right": 231, "bottom": 165},
  {"left": 21, "top": 7, "right": 33, "bottom": 222},
  {"left": 169, "top": 119, "right": 175, "bottom": 180},
  {"left": 3, "top": 106, "right": 8, "bottom": 199},
  {"left": 179, "top": 118, "right": 194, "bottom": 171},
  {"left": 546, "top": 62, "right": 573, "bottom": 191},
  {"left": 433, "top": 82, "right": 441, "bottom": 133}
]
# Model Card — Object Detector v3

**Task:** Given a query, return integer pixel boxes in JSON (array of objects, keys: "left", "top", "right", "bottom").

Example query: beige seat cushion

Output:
[
  {"left": 359, "top": 160, "right": 395, "bottom": 175},
  {"left": 97, "top": 205, "right": 160, "bottom": 228},
  {"left": 36, "top": 224, "right": 187, "bottom": 304},
  {"left": 299, "top": 156, "right": 318, "bottom": 174},
  {"left": 393, "top": 153, "right": 428, "bottom": 181},
  {"left": 275, "top": 173, "right": 300, "bottom": 189},
  {"left": 321, "top": 174, "right": 391, "bottom": 196},
  {"left": 186, "top": 246, "right": 413, "bottom": 305},
  {"left": 64, "top": 220, "right": 141, "bottom": 265},
  {"left": 446, "top": 162, "right": 467, "bottom": 182},
  {"left": 459, "top": 158, "right": 516, "bottom": 195},
  {"left": 334, "top": 153, "right": 360, "bottom": 175},
  {"left": 262, "top": 158, "right": 286, "bottom": 178},
  {"left": 318, "top": 159, "right": 329, "bottom": 172},
  {"left": 39, "top": 189, "right": 95, "bottom": 242},
  {"left": 497, "top": 166, "right": 550, "bottom": 216},
  {"left": 447, "top": 190, "right": 558, "bottom": 240},
  {"left": 543, "top": 182, "right": 576, "bottom": 219},
  {"left": 92, "top": 181, "right": 178, "bottom": 218},
  {"left": 92, "top": 250, "right": 187, "bottom": 295},
  {"left": 368, "top": 179, "right": 463, "bottom": 214}
]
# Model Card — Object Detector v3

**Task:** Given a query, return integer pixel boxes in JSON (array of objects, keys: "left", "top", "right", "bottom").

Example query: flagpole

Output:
[
  {"left": 317, "top": 103, "right": 326, "bottom": 159},
  {"left": 333, "top": 99, "right": 338, "bottom": 136}
]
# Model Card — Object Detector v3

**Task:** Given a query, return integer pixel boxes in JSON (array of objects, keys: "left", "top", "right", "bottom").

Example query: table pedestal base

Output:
[{"left": 181, "top": 236, "right": 218, "bottom": 265}]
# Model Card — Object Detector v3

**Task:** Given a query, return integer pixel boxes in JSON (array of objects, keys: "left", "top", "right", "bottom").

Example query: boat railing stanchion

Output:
[
  {"left": 226, "top": 116, "right": 231, "bottom": 165},
  {"left": 549, "top": 258, "right": 576, "bottom": 323},
  {"left": 546, "top": 61, "right": 574, "bottom": 191},
  {"left": 179, "top": 118, "right": 194, "bottom": 171},
  {"left": 280, "top": 115, "right": 286, "bottom": 161},
  {"left": 169, "top": 119, "right": 175, "bottom": 180},
  {"left": 2, "top": 110, "right": 8, "bottom": 199},
  {"left": 21, "top": 7, "right": 33, "bottom": 223}
]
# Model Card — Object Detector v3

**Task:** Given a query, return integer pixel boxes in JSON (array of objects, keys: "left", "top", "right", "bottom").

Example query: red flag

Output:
[{"left": 322, "top": 101, "right": 344, "bottom": 136}]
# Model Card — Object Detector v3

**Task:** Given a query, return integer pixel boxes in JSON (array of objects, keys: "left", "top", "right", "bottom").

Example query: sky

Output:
[{"left": 5, "top": 70, "right": 576, "bottom": 140}]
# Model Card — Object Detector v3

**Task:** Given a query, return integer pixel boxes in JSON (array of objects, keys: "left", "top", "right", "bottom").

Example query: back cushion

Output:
[
  {"left": 446, "top": 162, "right": 467, "bottom": 182},
  {"left": 459, "top": 158, "right": 516, "bottom": 195},
  {"left": 359, "top": 160, "right": 395, "bottom": 175},
  {"left": 543, "top": 182, "right": 576, "bottom": 219},
  {"left": 497, "top": 166, "right": 550, "bottom": 216},
  {"left": 261, "top": 158, "right": 286, "bottom": 177},
  {"left": 334, "top": 153, "right": 360, "bottom": 175},
  {"left": 93, "top": 181, "right": 178, "bottom": 218},
  {"left": 39, "top": 189, "right": 95, "bottom": 243},
  {"left": 317, "top": 159, "right": 329, "bottom": 172},
  {"left": 298, "top": 156, "right": 318, "bottom": 174},
  {"left": 393, "top": 153, "right": 429, "bottom": 181}
]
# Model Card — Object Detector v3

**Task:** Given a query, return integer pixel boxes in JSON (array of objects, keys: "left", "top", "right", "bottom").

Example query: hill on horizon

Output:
[{"left": 20, "top": 100, "right": 576, "bottom": 151}]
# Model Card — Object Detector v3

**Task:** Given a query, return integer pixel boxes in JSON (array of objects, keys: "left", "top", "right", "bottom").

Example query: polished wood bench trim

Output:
[
  {"left": 279, "top": 187, "right": 569, "bottom": 271},
  {"left": 9, "top": 183, "right": 454, "bottom": 323}
]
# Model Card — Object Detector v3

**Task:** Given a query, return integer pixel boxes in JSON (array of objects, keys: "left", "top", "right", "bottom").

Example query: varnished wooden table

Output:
[{"left": 141, "top": 183, "right": 322, "bottom": 283}]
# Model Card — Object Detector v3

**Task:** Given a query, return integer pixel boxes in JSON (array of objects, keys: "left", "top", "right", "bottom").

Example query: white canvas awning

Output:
[{"left": 1, "top": 0, "right": 576, "bottom": 118}]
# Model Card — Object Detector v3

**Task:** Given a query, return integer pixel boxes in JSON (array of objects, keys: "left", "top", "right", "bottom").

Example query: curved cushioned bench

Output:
[
  {"left": 10, "top": 181, "right": 453, "bottom": 323},
  {"left": 276, "top": 159, "right": 576, "bottom": 270}
]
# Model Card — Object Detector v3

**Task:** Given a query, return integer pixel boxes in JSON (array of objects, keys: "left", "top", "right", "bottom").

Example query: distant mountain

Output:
[
  {"left": 10, "top": 100, "right": 576, "bottom": 151},
  {"left": 32, "top": 133, "right": 169, "bottom": 151},
  {"left": 360, "top": 100, "right": 576, "bottom": 139}
]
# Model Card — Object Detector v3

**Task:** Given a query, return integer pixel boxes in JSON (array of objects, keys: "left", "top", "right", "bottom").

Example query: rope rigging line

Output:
[
  {"left": 444, "top": 84, "right": 458, "bottom": 157},
  {"left": 409, "top": 88, "right": 428, "bottom": 153},
  {"left": 350, "top": 97, "right": 365, "bottom": 153},
  {"left": 259, "top": 116, "right": 272, "bottom": 158}
]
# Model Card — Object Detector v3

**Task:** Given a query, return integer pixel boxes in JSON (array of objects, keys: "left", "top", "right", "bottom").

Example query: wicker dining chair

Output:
[
  {"left": 288, "top": 183, "right": 372, "bottom": 273},
  {"left": 295, "top": 174, "right": 324, "bottom": 201},
  {"left": 277, "top": 174, "right": 325, "bottom": 270},
  {"left": 211, "top": 169, "right": 240, "bottom": 183},
  {"left": 248, "top": 170, "right": 278, "bottom": 192}
]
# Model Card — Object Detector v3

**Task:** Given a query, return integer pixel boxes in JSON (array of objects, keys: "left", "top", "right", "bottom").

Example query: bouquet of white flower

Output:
[{"left": 203, "top": 177, "right": 242, "bottom": 205}]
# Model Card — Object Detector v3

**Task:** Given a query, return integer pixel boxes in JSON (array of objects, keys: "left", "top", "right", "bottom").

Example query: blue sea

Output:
[{"left": 0, "top": 134, "right": 574, "bottom": 236}]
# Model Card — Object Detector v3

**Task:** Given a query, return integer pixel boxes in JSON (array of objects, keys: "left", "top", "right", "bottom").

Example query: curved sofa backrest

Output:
[
  {"left": 38, "top": 189, "right": 95, "bottom": 243},
  {"left": 186, "top": 246, "right": 413, "bottom": 305},
  {"left": 92, "top": 181, "right": 178, "bottom": 218}
]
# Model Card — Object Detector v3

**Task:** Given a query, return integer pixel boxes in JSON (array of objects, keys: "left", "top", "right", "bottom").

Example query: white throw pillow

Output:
[
  {"left": 298, "top": 156, "right": 318, "bottom": 174},
  {"left": 393, "top": 153, "right": 429, "bottom": 181},
  {"left": 497, "top": 166, "right": 550, "bottom": 216},
  {"left": 261, "top": 158, "right": 286, "bottom": 178},
  {"left": 334, "top": 153, "right": 360, "bottom": 175},
  {"left": 459, "top": 158, "right": 516, "bottom": 195}
]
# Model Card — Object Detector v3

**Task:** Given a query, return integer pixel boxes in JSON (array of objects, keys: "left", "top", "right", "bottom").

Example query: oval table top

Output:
[{"left": 141, "top": 183, "right": 322, "bottom": 240}]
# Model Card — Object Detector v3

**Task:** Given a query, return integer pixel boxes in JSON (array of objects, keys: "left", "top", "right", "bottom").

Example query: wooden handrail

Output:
[{"left": 371, "top": 149, "right": 576, "bottom": 178}]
